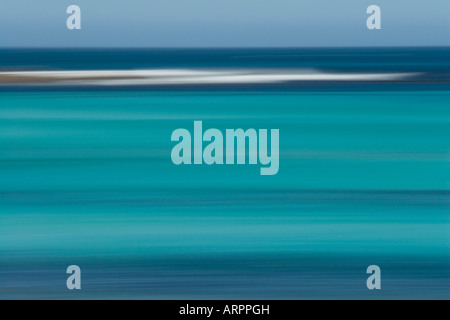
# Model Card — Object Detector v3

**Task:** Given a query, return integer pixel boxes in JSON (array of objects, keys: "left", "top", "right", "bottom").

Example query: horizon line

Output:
[{"left": 0, "top": 45, "right": 449, "bottom": 50}]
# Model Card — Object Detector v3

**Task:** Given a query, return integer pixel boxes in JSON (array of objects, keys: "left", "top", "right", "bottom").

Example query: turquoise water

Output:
[
  {"left": 1, "top": 90, "right": 449, "bottom": 299},
  {"left": 1, "top": 91, "right": 448, "bottom": 190}
]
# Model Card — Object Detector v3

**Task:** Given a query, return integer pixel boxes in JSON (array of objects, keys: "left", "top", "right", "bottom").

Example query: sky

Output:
[{"left": 0, "top": 0, "right": 448, "bottom": 47}]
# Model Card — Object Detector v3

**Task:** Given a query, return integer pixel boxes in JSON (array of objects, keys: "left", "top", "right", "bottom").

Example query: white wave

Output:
[{"left": 0, "top": 69, "right": 420, "bottom": 86}]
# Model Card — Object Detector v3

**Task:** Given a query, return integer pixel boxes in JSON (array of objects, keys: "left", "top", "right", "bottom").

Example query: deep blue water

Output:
[{"left": 1, "top": 48, "right": 449, "bottom": 72}]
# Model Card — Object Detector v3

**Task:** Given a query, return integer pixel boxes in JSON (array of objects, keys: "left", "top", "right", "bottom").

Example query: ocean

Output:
[{"left": 0, "top": 48, "right": 449, "bottom": 299}]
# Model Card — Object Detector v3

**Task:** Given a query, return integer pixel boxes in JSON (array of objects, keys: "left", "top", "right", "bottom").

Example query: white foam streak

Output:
[{"left": 0, "top": 69, "right": 419, "bottom": 86}]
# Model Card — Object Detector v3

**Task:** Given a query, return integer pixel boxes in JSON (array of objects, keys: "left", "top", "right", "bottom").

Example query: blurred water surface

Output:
[{"left": 0, "top": 48, "right": 449, "bottom": 299}]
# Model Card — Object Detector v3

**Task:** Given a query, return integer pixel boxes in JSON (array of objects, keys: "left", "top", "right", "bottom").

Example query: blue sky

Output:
[{"left": 0, "top": 0, "right": 448, "bottom": 47}]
